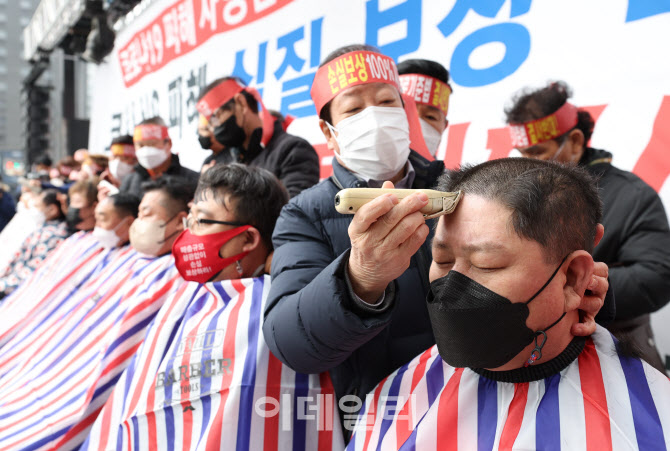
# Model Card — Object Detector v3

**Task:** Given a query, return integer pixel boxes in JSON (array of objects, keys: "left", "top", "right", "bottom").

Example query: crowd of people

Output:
[{"left": 0, "top": 43, "right": 668, "bottom": 450}]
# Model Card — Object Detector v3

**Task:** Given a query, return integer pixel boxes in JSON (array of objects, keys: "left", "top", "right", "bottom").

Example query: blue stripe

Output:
[
  {"left": 536, "top": 373, "right": 561, "bottom": 450},
  {"left": 236, "top": 278, "right": 264, "bottom": 451},
  {"left": 376, "top": 364, "right": 410, "bottom": 451},
  {"left": 426, "top": 356, "right": 444, "bottom": 407},
  {"left": 618, "top": 351, "right": 667, "bottom": 450},
  {"left": 132, "top": 415, "right": 141, "bottom": 451},
  {"left": 398, "top": 430, "right": 417, "bottom": 451},
  {"left": 292, "top": 372, "right": 310, "bottom": 451},
  {"left": 477, "top": 376, "right": 497, "bottom": 451},
  {"left": 165, "top": 404, "right": 175, "bottom": 451},
  {"left": 104, "top": 311, "right": 156, "bottom": 358}
]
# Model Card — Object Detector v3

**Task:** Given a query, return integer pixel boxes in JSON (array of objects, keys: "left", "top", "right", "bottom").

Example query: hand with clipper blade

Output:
[{"left": 344, "top": 182, "right": 461, "bottom": 303}]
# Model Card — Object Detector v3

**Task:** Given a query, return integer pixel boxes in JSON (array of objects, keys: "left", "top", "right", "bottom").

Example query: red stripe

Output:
[
  {"left": 263, "top": 352, "right": 283, "bottom": 451},
  {"left": 317, "top": 372, "right": 334, "bottom": 451},
  {"left": 578, "top": 338, "right": 613, "bottom": 451},
  {"left": 97, "top": 385, "right": 116, "bottom": 451},
  {"left": 498, "top": 382, "right": 529, "bottom": 450},
  {"left": 436, "top": 367, "right": 464, "bottom": 451},
  {"left": 204, "top": 279, "right": 246, "bottom": 449},
  {"left": 395, "top": 348, "right": 433, "bottom": 445}
]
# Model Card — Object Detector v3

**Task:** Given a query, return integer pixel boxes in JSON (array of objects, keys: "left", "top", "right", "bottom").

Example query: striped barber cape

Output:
[
  {"left": 347, "top": 326, "right": 670, "bottom": 451},
  {"left": 0, "top": 231, "right": 105, "bottom": 350},
  {"left": 83, "top": 275, "right": 344, "bottom": 451},
  {"left": 0, "top": 249, "right": 184, "bottom": 450}
]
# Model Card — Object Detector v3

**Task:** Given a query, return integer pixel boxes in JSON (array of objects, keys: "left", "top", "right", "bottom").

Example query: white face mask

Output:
[
  {"left": 328, "top": 106, "right": 411, "bottom": 181},
  {"left": 419, "top": 118, "right": 444, "bottom": 157},
  {"left": 136, "top": 146, "right": 169, "bottom": 170},
  {"left": 92, "top": 217, "right": 129, "bottom": 249},
  {"left": 109, "top": 159, "right": 135, "bottom": 182},
  {"left": 129, "top": 215, "right": 179, "bottom": 256}
]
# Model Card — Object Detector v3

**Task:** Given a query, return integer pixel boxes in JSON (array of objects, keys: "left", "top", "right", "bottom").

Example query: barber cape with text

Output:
[
  {"left": 83, "top": 275, "right": 343, "bottom": 451},
  {"left": 347, "top": 326, "right": 670, "bottom": 451}
]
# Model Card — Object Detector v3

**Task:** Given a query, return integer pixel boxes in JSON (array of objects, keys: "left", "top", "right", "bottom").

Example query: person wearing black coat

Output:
[
  {"left": 120, "top": 117, "right": 200, "bottom": 199},
  {"left": 506, "top": 81, "right": 670, "bottom": 374},
  {"left": 196, "top": 77, "right": 319, "bottom": 198},
  {"left": 264, "top": 47, "right": 615, "bottom": 440}
]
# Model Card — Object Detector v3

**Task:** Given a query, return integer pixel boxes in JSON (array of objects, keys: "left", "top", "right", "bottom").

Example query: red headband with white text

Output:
[
  {"left": 508, "top": 102, "right": 579, "bottom": 147},
  {"left": 311, "top": 50, "right": 401, "bottom": 116},
  {"left": 400, "top": 74, "right": 451, "bottom": 116},
  {"left": 133, "top": 124, "right": 169, "bottom": 142},
  {"left": 196, "top": 78, "right": 275, "bottom": 146}
]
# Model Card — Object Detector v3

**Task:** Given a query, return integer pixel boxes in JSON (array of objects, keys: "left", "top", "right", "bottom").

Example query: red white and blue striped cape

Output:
[
  {"left": 83, "top": 275, "right": 344, "bottom": 451},
  {"left": 347, "top": 326, "right": 670, "bottom": 451},
  {"left": 0, "top": 231, "right": 105, "bottom": 349},
  {"left": 0, "top": 248, "right": 183, "bottom": 450}
]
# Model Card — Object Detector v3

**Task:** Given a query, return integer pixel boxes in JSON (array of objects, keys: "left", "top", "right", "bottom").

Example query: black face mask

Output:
[
  {"left": 426, "top": 256, "right": 568, "bottom": 369},
  {"left": 65, "top": 207, "right": 83, "bottom": 232},
  {"left": 198, "top": 134, "right": 212, "bottom": 150},
  {"left": 213, "top": 114, "right": 246, "bottom": 148}
]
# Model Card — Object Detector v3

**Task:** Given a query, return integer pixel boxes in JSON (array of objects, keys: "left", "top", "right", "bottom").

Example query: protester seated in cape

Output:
[
  {"left": 347, "top": 158, "right": 670, "bottom": 451},
  {"left": 0, "top": 178, "right": 195, "bottom": 450},
  {"left": 83, "top": 164, "right": 344, "bottom": 451},
  {"left": 0, "top": 188, "right": 70, "bottom": 300}
]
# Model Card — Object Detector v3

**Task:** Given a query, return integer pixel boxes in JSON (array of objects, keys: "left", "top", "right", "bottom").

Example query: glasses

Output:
[{"left": 183, "top": 216, "right": 246, "bottom": 230}]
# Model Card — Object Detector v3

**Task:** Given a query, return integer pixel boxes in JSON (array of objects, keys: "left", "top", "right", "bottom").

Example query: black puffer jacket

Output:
[
  {"left": 230, "top": 121, "right": 320, "bottom": 198},
  {"left": 583, "top": 147, "right": 670, "bottom": 319},
  {"left": 120, "top": 154, "right": 199, "bottom": 199},
  {"left": 263, "top": 152, "right": 444, "bottom": 411}
]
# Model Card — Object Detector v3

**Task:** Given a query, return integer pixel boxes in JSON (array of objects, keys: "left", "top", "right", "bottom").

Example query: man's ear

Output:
[
  {"left": 594, "top": 223, "right": 604, "bottom": 248},
  {"left": 563, "top": 250, "right": 595, "bottom": 312},
  {"left": 319, "top": 119, "right": 340, "bottom": 154},
  {"left": 567, "top": 129, "right": 585, "bottom": 161},
  {"left": 234, "top": 92, "right": 249, "bottom": 115},
  {"left": 241, "top": 226, "right": 262, "bottom": 253},
  {"left": 165, "top": 139, "right": 172, "bottom": 153}
]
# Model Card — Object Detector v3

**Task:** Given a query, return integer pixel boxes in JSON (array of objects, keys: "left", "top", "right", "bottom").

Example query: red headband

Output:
[
  {"left": 400, "top": 74, "right": 451, "bottom": 116},
  {"left": 196, "top": 79, "right": 276, "bottom": 146},
  {"left": 508, "top": 102, "right": 579, "bottom": 147},
  {"left": 311, "top": 50, "right": 401, "bottom": 116},
  {"left": 110, "top": 143, "right": 136, "bottom": 158},
  {"left": 134, "top": 124, "right": 169, "bottom": 142}
]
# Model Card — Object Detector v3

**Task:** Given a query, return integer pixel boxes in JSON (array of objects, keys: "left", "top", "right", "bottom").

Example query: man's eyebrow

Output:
[{"left": 463, "top": 242, "right": 508, "bottom": 253}]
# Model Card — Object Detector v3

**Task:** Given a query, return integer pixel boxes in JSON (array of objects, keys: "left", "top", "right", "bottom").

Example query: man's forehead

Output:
[{"left": 433, "top": 193, "right": 516, "bottom": 249}]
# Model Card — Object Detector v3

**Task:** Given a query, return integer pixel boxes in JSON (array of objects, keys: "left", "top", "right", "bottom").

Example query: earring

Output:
[{"left": 235, "top": 260, "right": 243, "bottom": 275}]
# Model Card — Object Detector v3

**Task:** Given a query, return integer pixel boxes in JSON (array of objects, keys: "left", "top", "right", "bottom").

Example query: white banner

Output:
[{"left": 89, "top": 0, "right": 670, "bottom": 371}]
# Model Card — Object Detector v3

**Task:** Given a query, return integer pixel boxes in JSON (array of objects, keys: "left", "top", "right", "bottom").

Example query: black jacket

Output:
[
  {"left": 232, "top": 121, "right": 320, "bottom": 198},
  {"left": 583, "top": 147, "right": 670, "bottom": 319},
  {"left": 263, "top": 152, "right": 444, "bottom": 409},
  {"left": 120, "top": 154, "right": 199, "bottom": 199}
]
